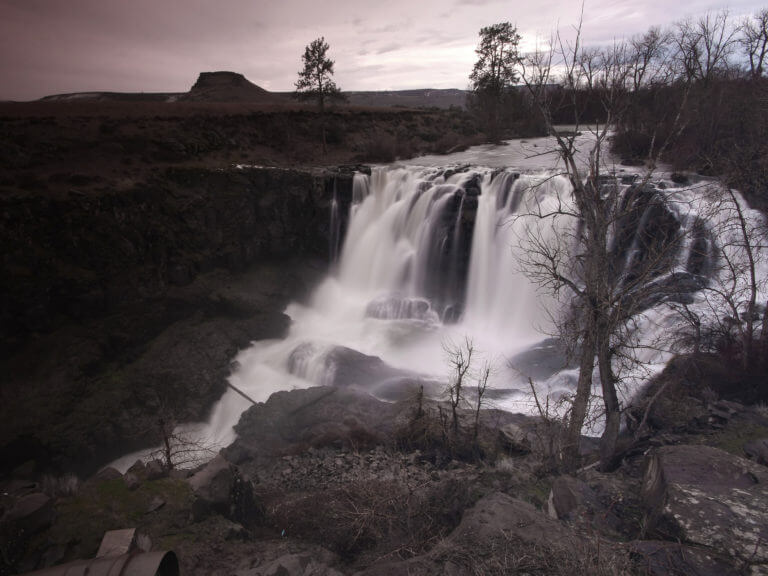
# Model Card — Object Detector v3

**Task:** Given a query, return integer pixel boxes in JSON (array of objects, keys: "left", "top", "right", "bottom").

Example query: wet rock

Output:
[
  {"left": 507, "top": 337, "right": 573, "bottom": 381},
  {"left": 642, "top": 444, "right": 768, "bottom": 569},
  {"left": 365, "top": 295, "right": 439, "bottom": 323},
  {"left": 371, "top": 375, "right": 444, "bottom": 403},
  {"left": 287, "top": 344, "right": 408, "bottom": 389}
]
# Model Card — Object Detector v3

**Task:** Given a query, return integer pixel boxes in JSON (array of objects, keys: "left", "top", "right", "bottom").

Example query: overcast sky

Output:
[{"left": 1, "top": 0, "right": 764, "bottom": 100}]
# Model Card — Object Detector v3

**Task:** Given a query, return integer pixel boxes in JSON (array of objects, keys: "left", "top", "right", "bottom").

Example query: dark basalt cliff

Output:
[{"left": 0, "top": 165, "right": 357, "bottom": 475}]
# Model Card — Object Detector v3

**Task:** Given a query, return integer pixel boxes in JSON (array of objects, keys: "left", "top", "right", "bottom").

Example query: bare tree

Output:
[
  {"left": 628, "top": 27, "right": 672, "bottom": 90},
  {"left": 473, "top": 362, "right": 491, "bottom": 441},
  {"left": 517, "top": 18, "right": 698, "bottom": 471},
  {"left": 690, "top": 185, "right": 766, "bottom": 369},
  {"left": 671, "top": 11, "right": 739, "bottom": 84},
  {"left": 148, "top": 391, "right": 217, "bottom": 470},
  {"left": 444, "top": 337, "right": 474, "bottom": 435},
  {"left": 742, "top": 9, "right": 768, "bottom": 79}
]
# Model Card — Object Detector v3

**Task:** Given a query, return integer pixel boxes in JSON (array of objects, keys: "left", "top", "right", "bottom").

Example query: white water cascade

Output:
[{"left": 108, "top": 138, "right": 768, "bottom": 471}]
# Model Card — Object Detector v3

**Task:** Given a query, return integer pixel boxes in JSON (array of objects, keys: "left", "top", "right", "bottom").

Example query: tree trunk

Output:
[
  {"left": 597, "top": 329, "right": 621, "bottom": 471},
  {"left": 563, "top": 323, "right": 595, "bottom": 472}
]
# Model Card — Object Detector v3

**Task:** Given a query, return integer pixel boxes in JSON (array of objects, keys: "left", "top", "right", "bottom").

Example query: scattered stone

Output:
[
  {"left": 123, "top": 472, "right": 140, "bottom": 490},
  {"left": 96, "top": 528, "right": 137, "bottom": 558},
  {"left": 136, "top": 533, "right": 152, "bottom": 552},
  {"left": 147, "top": 496, "right": 166, "bottom": 513}
]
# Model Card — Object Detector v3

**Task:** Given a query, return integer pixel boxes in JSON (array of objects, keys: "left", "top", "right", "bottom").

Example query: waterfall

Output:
[
  {"left": 329, "top": 178, "right": 341, "bottom": 263},
  {"left": 111, "top": 157, "right": 762, "bottom": 472}
]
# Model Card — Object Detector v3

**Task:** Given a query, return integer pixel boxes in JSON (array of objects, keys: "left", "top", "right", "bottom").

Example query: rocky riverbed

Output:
[{"left": 2, "top": 376, "right": 768, "bottom": 576}]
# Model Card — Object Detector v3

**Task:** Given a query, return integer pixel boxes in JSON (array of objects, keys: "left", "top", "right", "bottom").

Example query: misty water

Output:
[{"left": 111, "top": 131, "right": 767, "bottom": 471}]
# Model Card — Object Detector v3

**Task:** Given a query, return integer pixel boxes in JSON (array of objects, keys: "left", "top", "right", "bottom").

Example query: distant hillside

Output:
[
  {"left": 38, "top": 72, "right": 467, "bottom": 109},
  {"left": 41, "top": 91, "right": 183, "bottom": 103},
  {"left": 345, "top": 89, "right": 468, "bottom": 109}
]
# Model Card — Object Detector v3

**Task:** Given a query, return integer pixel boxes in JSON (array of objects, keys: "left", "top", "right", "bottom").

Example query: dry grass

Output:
[
  {"left": 437, "top": 532, "right": 635, "bottom": 576},
  {"left": 266, "top": 477, "right": 477, "bottom": 563}
]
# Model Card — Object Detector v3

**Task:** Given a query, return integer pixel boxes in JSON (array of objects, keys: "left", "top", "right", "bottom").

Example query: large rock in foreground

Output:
[
  {"left": 225, "top": 387, "right": 403, "bottom": 477},
  {"left": 642, "top": 444, "right": 768, "bottom": 571}
]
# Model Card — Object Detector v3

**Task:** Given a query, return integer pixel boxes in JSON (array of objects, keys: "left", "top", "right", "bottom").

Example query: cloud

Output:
[
  {"left": 0, "top": 0, "right": 765, "bottom": 100},
  {"left": 376, "top": 43, "right": 404, "bottom": 55}
]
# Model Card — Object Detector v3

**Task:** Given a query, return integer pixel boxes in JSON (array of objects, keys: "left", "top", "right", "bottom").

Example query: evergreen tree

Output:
[
  {"left": 469, "top": 22, "right": 522, "bottom": 140},
  {"left": 295, "top": 37, "right": 344, "bottom": 111}
]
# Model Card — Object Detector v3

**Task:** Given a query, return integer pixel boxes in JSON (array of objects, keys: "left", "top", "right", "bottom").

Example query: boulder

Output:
[
  {"left": 226, "top": 387, "right": 401, "bottom": 476},
  {"left": 642, "top": 444, "right": 768, "bottom": 570},
  {"left": 498, "top": 422, "right": 532, "bottom": 454},
  {"left": 123, "top": 472, "right": 141, "bottom": 490},
  {"left": 546, "top": 474, "right": 629, "bottom": 535},
  {"left": 145, "top": 459, "right": 167, "bottom": 480},
  {"left": 744, "top": 437, "right": 768, "bottom": 466},
  {"left": 94, "top": 466, "right": 123, "bottom": 482},
  {"left": 287, "top": 344, "right": 413, "bottom": 390},
  {"left": 0, "top": 493, "right": 54, "bottom": 536},
  {"left": 126, "top": 459, "right": 147, "bottom": 478},
  {"left": 188, "top": 455, "right": 235, "bottom": 520},
  {"left": 187, "top": 455, "right": 261, "bottom": 526},
  {"left": 547, "top": 475, "right": 595, "bottom": 520}
]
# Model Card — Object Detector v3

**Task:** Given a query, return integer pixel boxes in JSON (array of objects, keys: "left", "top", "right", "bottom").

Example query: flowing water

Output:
[{"left": 110, "top": 132, "right": 768, "bottom": 470}]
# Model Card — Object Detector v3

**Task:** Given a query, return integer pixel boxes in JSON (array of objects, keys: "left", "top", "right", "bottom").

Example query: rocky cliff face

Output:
[{"left": 0, "top": 165, "right": 357, "bottom": 475}]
